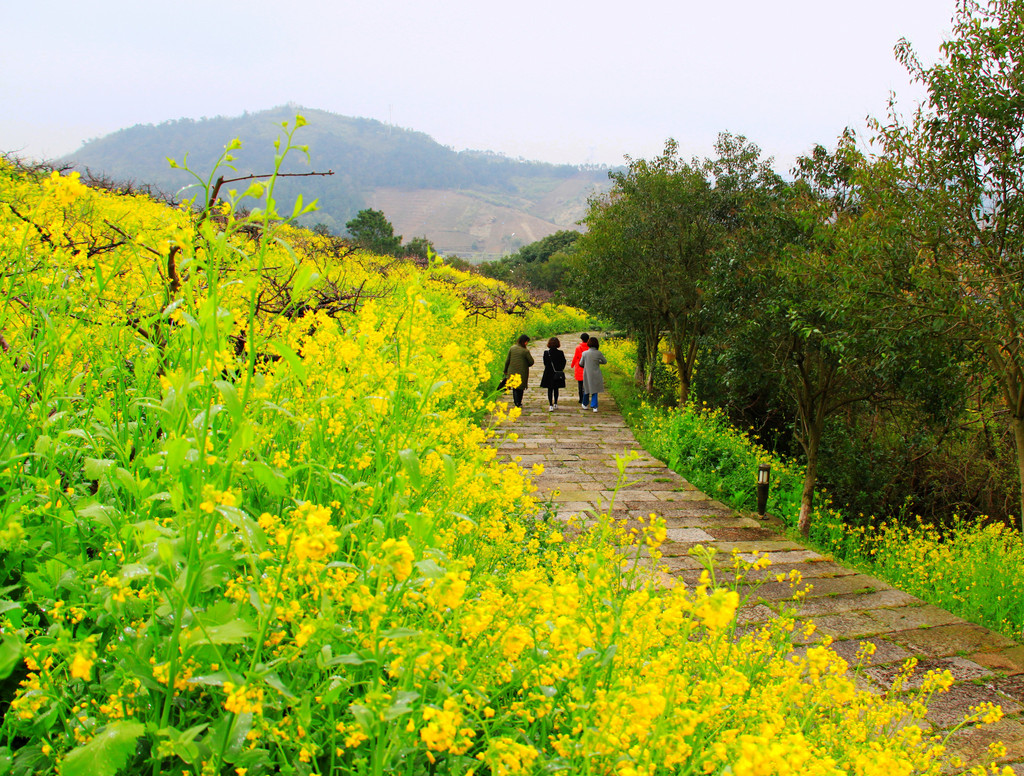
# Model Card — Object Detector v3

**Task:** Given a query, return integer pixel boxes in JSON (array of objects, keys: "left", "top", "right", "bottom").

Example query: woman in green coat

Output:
[{"left": 503, "top": 334, "right": 534, "bottom": 408}]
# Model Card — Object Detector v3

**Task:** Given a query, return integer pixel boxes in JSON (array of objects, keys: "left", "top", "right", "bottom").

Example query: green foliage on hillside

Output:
[{"left": 477, "top": 230, "right": 580, "bottom": 294}]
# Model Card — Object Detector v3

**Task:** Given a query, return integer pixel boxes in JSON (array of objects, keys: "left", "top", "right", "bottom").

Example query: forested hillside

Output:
[{"left": 56, "top": 105, "right": 610, "bottom": 260}]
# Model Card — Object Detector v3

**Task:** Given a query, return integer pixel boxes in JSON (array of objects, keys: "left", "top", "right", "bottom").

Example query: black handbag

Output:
[
  {"left": 548, "top": 350, "right": 566, "bottom": 388},
  {"left": 497, "top": 375, "right": 508, "bottom": 390}
]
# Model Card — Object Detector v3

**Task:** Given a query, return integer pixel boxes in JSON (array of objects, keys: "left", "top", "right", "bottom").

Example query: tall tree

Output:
[
  {"left": 696, "top": 136, "right": 799, "bottom": 450},
  {"left": 735, "top": 139, "right": 960, "bottom": 536},
  {"left": 874, "top": 0, "right": 1024, "bottom": 530},
  {"left": 572, "top": 140, "right": 718, "bottom": 401},
  {"left": 345, "top": 208, "right": 402, "bottom": 256}
]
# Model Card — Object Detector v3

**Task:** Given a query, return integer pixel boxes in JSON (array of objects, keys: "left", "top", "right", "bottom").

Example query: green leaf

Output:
[
  {"left": 328, "top": 653, "right": 377, "bottom": 667},
  {"left": 220, "top": 506, "right": 267, "bottom": 553},
  {"left": 414, "top": 559, "right": 445, "bottom": 579},
  {"left": 78, "top": 502, "right": 116, "bottom": 527},
  {"left": 84, "top": 458, "right": 115, "bottom": 479},
  {"left": 214, "top": 380, "right": 244, "bottom": 422},
  {"left": 264, "top": 672, "right": 296, "bottom": 699},
  {"left": 0, "top": 635, "right": 23, "bottom": 680},
  {"left": 113, "top": 467, "right": 137, "bottom": 496},
  {"left": 270, "top": 340, "right": 307, "bottom": 383},
  {"left": 61, "top": 721, "right": 145, "bottom": 776},
  {"left": 398, "top": 449, "right": 421, "bottom": 489},
  {"left": 250, "top": 461, "right": 287, "bottom": 497},
  {"left": 163, "top": 436, "right": 192, "bottom": 474},
  {"left": 153, "top": 724, "right": 207, "bottom": 766},
  {"left": 349, "top": 704, "right": 374, "bottom": 733},
  {"left": 379, "top": 627, "right": 419, "bottom": 640},
  {"left": 185, "top": 670, "right": 231, "bottom": 687},
  {"left": 383, "top": 691, "right": 419, "bottom": 721},
  {"left": 33, "top": 435, "right": 52, "bottom": 456},
  {"left": 226, "top": 421, "right": 255, "bottom": 461},
  {"left": 441, "top": 452, "right": 456, "bottom": 488},
  {"left": 188, "top": 619, "right": 255, "bottom": 646},
  {"left": 291, "top": 261, "right": 319, "bottom": 299}
]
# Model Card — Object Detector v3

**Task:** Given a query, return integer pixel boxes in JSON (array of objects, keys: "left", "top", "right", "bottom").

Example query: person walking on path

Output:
[
  {"left": 502, "top": 334, "right": 534, "bottom": 408},
  {"left": 579, "top": 336, "right": 607, "bottom": 413},
  {"left": 570, "top": 333, "right": 590, "bottom": 407},
  {"left": 539, "top": 337, "right": 567, "bottom": 412}
]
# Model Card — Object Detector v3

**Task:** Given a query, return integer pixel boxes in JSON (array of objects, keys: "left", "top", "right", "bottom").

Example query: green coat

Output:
[{"left": 503, "top": 344, "right": 535, "bottom": 387}]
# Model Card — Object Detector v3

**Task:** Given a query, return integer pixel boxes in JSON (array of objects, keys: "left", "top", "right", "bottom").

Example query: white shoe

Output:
[
  {"left": 592, "top": 408, "right": 598, "bottom": 413},
  {"left": 553, "top": 403, "right": 558, "bottom": 407},
  {"left": 548, "top": 405, "right": 553, "bottom": 412}
]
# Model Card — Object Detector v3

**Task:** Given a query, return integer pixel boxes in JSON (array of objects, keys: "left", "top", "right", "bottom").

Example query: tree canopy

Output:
[{"left": 345, "top": 208, "right": 403, "bottom": 257}]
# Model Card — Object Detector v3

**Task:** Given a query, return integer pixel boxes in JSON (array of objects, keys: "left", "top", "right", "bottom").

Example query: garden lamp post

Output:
[{"left": 756, "top": 464, "right": 771, "bottom": 517}]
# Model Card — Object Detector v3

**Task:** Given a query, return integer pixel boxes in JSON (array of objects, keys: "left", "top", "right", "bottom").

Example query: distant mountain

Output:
[{"left": 58, "top": 105, "right": 612, "bottom": 261}]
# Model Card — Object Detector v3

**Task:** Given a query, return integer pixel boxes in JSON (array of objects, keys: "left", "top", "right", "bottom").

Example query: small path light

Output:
[{"left": 756, "top": 464, "right": 771, "bottom": 517}]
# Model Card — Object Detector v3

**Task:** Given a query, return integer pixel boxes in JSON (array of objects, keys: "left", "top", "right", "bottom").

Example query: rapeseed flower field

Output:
[{"left": 0, "top": 122, "right": 1011, "bottom": 774}]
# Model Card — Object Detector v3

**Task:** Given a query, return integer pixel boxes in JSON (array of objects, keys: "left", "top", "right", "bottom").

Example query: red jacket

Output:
[{"left": 571, "top": 341, "right": 588, "bottom": 382}]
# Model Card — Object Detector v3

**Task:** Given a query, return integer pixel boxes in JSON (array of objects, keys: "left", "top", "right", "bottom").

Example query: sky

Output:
[{"left": 2, "top": 0, "right": 957, "bottom": 171}]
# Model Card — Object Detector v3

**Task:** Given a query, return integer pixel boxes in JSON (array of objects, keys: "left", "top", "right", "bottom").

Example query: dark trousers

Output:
[
  {"left": 547, "top": 387, "right": 560, "bottom": 405},
  {"left": 512, "top": 387, "right": 525, "bottom": 407},
  {"left": 577, "top": 380, "right": 589, "bottom": 406}
]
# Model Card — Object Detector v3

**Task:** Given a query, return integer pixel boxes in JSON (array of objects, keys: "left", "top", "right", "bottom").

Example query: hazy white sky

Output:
[{"left": 2, "top": 0, "right": 956, "bottom": 170}]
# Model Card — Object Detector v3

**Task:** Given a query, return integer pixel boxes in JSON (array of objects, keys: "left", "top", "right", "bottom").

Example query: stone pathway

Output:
[{"left": 496, "top": 336, "right": 1024, "bottom": 771}]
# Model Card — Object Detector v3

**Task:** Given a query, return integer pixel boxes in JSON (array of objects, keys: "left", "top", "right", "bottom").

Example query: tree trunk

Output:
[
  {"left": 1012, "top": 414, "right": 1024, "bottom": 534},
  {"left": 674, "top": 341, "right": 690, "bottom": 405},
  {"left": 797, "top": 431, "right": 822, "bottom": 537},
  {"left": 674, "top": 336, "right": 699, "bottom": 406},
  {"left": 636, "top": 323, "right": 660, "bottom": 393},
  {"left": 634, "top": 338, "right": 648, "bottom": 388},
  {"left": 991, "top": 347, "right": 1024, "bottom": 534}
]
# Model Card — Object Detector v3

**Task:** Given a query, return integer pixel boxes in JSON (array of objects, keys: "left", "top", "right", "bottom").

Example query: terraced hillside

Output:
[{"left": 367, "top": 175, "right": 600, "bottom": 260}]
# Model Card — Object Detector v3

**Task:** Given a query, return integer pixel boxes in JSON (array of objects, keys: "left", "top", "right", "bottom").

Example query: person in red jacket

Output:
[{"left": 570, "top": 333, "right": 590, "bottom": 407}]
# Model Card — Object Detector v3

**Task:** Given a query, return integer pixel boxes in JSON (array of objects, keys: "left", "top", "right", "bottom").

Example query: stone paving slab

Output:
[
  {"left": 793, "top": 589, "right": 920, "bottom": 617},
  {"left": 923, "top": 682, "right": 1023, "bottom": 728},
  {"left": 678, "top": 559, "right": 860, "bottom": 587},
  {"left": 947, "top": 718, "right": 1024, "bottom": 769},
  {"left": 863, "top": 656, "right": 994, "bottom": 690},
  {"left": 665, "top": 527, "right": 717, "bottom": 543},
  {"left": 890, "top": 623, "right": 1019, "bottom": 659},
  {"left": 494, "top": 335, "right": 1023, "bottom": 768},
  {"left": 827, "top": 637, "right": 916, "bottom": 667}
]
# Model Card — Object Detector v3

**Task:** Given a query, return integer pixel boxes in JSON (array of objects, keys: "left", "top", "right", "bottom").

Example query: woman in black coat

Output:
[{"left": 539, "top": 337, "right": 567, "bottom": 411}]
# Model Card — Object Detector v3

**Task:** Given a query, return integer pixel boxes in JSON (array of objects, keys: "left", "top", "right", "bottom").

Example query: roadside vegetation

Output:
[
  {"left": 602, "top": 338, "right": 1024, "bottom": 643},
  {"left": 4, "top": 2, "right": 1024, "bottom": 772}
]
